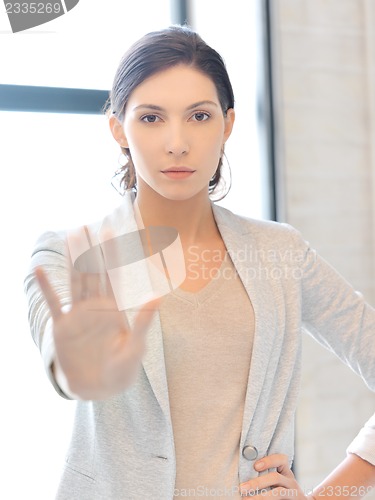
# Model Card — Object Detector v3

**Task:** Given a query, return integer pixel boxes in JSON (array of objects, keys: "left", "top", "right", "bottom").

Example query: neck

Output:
[{"left": 134, "top": 186, "right": 219, "bottom": 246}]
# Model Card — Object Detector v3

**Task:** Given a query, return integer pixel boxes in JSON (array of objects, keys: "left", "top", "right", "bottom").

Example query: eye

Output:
[
  {"left": 141, "top": 114, "right": 161, "bottom": 123},
  {"left": 191, "top": 111, "right": 210, "bottom": 122}
]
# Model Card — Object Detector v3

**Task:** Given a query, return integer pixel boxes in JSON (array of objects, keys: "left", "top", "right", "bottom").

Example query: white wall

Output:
[{"left": 271, "top": 0, "right": 375, "bottom": 494}]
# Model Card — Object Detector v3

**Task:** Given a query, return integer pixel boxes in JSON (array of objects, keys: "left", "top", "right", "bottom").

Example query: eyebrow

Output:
[{"left": 132, "top": 100, "right": 219, "bottom": 112}]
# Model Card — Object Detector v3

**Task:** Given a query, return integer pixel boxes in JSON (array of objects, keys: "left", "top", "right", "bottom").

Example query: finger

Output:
[
  {"left": 35, "top": 267, "right": 63, "bottom": 321},
  {"left": 81, "top": 225, "right": 108, "bottom": 299},
  {"left": 240, "top": 472, "right": 288, "bottom": 495},
  {"left": 69, "top": 250, "right": 83, "bottom": 303},
  {"left": 100, "top": 229, "right": 120, "bottom": 300},
  {"left": 82, "top": 271, "right": 101, "bottom": 298},
  {"left": 96, "top": 239, "right": 110, "bottom": 296},
  {"left": 254, "top": 454, "right": 294, "bottom": 478},
  {"left": 66, "top": 238, "right": 83, "bottom": 304},
  {"left": 104, "top": 271, "right": 115, "bottom": 300}
]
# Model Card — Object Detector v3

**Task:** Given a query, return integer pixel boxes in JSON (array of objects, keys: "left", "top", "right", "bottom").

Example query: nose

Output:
[{"left": 165, "top": 122, "right": 189, "bottom": 156}]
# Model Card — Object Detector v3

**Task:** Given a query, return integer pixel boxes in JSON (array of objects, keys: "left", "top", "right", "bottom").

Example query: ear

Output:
[
  {"left": 109, "top": 115, "right": 129, "bottom": 148},
  {"left": 223, "top": 108, "right": 235, "bottom": 142}
]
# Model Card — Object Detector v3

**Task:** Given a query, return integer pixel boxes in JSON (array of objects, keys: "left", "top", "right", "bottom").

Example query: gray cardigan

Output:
[{"left": 24, "top": 193, "right": 375, "bottom": 499}]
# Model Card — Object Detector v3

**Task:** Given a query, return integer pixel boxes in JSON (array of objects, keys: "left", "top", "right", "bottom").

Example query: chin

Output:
[
  {"left": 161, "top": 186, "right": 209, "bottom": 203},
  {"left": 144, "top": 181, "right": 206, "bottom": 202},
  {"left": 137, "top": 175, "right": 210, "bottom": 203}
]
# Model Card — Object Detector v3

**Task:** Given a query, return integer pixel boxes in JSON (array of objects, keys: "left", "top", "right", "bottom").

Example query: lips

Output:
[
  {"left": 161, "top": 167, "right": 195, "bottom": 173},
  {"left": 161, "top": 167, "right": 196, "bottom": 180}
]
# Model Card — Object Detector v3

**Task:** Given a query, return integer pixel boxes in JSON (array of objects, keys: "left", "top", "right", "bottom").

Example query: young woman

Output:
[{"left": 25, "top": 26, "right": 375, "bottom": 499}]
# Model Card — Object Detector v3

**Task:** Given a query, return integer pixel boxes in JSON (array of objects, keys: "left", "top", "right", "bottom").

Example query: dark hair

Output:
[{"left": 107, "top": 25, "right": 235, "bottom": 199}]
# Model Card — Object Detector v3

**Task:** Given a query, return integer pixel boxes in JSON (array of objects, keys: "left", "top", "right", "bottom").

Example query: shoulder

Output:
[
  {"left": 31, "top": 230, "right": 67, "bottom": 257},
  {"left": 30, "top": 219, "right": 102, "bottom": 258},
  {"left": 213, "top": 203, "right": 306, "bottom": 246}
]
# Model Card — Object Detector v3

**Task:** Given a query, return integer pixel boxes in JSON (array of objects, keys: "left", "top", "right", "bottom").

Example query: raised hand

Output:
[{"left": 35, "top": 234, "right": 159, "bottom": 401}]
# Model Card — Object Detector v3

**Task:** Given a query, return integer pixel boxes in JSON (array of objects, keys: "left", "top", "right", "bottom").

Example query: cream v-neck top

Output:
[{"left": 160, "top": 252, "right": 255, "bottom": 499}]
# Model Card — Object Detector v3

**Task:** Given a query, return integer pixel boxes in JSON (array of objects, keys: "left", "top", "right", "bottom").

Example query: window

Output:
[
  {"left": 0, "top": 1, "right": 171, "bottom": 89},
  {"left": 191, "top": 0, "right": 269, "bottom": 219},
  {"left": 0, "top": 2, "right": 270, "bottom": 498}
]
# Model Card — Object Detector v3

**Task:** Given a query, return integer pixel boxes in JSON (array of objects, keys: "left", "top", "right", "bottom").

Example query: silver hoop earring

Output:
[
  {"left": 210, "top": 152, "right": 232, "bottom": 202},
  {"left": 110, "top": 151, "right": 129, "bottom": 196},
  {"left": 118, "top": 152, "right": 128, "bottom": 167},
  {"left": 111, "top": 168, "right": 125, "bottom": 196}
]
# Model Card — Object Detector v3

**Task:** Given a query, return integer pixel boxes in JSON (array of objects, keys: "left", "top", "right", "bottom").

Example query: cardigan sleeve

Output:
[
  {"left": 24, "top": 231, "right": 72, "bottom": 399},
  {"left": 284, "top": 224, "right": 375, "bottom": 392},
  {"left": 347, "top": 413, "right": 375, "bottom": 465}
]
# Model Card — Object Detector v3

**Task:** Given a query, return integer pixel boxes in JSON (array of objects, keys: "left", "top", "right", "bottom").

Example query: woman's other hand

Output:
[{"left": 240, "top": 454, "right": 308, "bottom": 499}]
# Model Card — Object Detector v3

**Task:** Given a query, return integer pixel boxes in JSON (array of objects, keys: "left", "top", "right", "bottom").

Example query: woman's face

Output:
[{"left": 110, "top": 64, "right": 235, "bottom": 202}]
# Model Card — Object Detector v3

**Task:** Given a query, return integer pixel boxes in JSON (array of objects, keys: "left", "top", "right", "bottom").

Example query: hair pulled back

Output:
[{"left": 108, "top": 25, "right": 235, "bottom": 198}]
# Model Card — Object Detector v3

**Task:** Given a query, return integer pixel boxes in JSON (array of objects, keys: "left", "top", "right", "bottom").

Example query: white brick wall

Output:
[{"left": 271, "top": 0, "right": 375, "bottom": 494}]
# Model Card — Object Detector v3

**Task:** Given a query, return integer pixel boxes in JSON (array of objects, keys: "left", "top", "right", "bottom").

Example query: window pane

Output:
[
  {"left": 0, "top": 111, "right": 124, "bottom": 499},
  {"left": 190, "top": 0, "right": 268, "bottom": 219},
  {"left": 0, "top": 0, "right": 170, "bottom": 89}
]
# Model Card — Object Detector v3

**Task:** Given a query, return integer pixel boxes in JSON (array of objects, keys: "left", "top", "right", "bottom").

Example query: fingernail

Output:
[{"left": 254, "top": 461, "right": 264, "bottom": 470}]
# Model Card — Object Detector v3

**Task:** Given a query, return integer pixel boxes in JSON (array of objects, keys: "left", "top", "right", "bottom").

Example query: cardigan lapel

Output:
[
  {"left": 139, "top": 312, "right": 172, "bottom": 424},
  {"left": 212, "top": 204, "right": 277, "bottom": 448}
]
